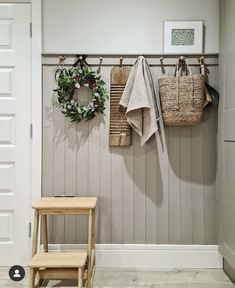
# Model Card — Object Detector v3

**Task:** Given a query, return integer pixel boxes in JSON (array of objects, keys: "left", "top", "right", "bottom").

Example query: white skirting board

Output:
[{"left": 47, "top": 244, "right": 223, "bottom": 269}]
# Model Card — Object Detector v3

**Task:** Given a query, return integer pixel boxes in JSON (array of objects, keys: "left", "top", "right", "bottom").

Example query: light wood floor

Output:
[{"left": 0, "top": 268, "right": 234, "bottom": 287}]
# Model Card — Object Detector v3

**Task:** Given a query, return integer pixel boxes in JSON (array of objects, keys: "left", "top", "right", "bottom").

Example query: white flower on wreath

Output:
[
  {"left": 89, "top": 103, "right": 95, "bottom": 111},
  {"left": 75, "top": 83, "right": 80, "bottom": 89}
]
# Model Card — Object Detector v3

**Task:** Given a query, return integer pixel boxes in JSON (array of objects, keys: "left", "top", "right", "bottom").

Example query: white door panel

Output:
[{"left": 0, "top": 4, "right": 31, "bottom": 266}]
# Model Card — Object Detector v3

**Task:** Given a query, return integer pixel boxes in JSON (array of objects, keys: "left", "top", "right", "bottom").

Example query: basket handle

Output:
[
  {"left": 175, "top": 57, "right": 195, "bottom": 111},
  {"left": 175, "top": 57, "right": 192, "bottom": 77}
]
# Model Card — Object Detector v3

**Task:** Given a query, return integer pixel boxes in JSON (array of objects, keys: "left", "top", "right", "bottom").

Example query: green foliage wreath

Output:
[{"left": 53, "top": 65, "right": 108, "bottom": 122}]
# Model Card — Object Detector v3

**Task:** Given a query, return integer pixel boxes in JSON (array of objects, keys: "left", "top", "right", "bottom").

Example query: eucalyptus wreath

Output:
[{"left": 53, "top": 65, "right": 108, "bottom": 122}]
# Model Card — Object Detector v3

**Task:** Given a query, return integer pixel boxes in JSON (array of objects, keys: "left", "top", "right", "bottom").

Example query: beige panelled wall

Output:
[{"left": 42, "top": 62, "right": 218, "bottom": 245}]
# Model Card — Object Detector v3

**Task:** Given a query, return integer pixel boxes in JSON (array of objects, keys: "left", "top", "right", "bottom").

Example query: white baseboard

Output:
[{"left": 47, "top": 244, "right": 222, "bottom": 269}]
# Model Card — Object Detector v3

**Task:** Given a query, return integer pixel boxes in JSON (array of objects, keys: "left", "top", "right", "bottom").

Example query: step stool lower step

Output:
[
  {"left": 28, "top": 252, "right": 87, "bottom": 288},
  {"left": 29, "top": 251, "right": 87, "bottom": 268},
  {"left": 38, "top": 267, "right": 88, "bottom": 280}
]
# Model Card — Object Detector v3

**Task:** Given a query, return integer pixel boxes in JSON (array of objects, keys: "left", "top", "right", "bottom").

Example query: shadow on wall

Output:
[
  {"left": 42, "top": 62, "right": 219, "bottom": 245},
  {"left": 167, "top": 105, "right": 218, "bottom": 186},
  {"left": 118, "top": 115, "right": 168, "bottom": 207},
  {"left": 44, "top": 95, "right": 104, "bottom": 153},
  {"left": 43, "top": 84, "right": 218, "bottom": 245},
  {"left": 45, "top": 94, "right": 218, "bottom": 198}
]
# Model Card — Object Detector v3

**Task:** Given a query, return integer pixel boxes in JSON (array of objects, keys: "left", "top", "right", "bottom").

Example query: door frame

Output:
[
  {"left": 31, "top": 0, "right": 42, "bottom": 234},
  {"left": 0, "top": 0, "right": 40, "bottom": 264}
]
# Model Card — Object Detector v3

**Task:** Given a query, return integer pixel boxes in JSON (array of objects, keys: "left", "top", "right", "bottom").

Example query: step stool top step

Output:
[
  {"left": 32, "top": 197, "right": 97, "bottom": 209},
  {"left": 29, "top": 252, "right": 88, "bottom": 268}
]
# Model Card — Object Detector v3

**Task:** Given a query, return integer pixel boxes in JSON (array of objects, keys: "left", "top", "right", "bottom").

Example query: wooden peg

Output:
[
  {"left": 160, "top": 56, "right": 166, "bottom": 75},
  {"left": 58, "top": 55, "right": 66, "bottom": 65},
  {"left": 198, "top": 56, "right": 205, "bottom": 65},
  {"left": 200, "top": 56, "right": 205, "bottom": 65},
  {"left": 119, "top": 57, "right": 123, "bottom": 67},
  {"left": 59, "top": 55, "right": 66, "bottom": 61},
  {"left": 99, "top": 56, "right": 103, "bottom": 64},
  {"left": 97, "top": 57, "right": 103, "bottom": 74},
  {"left": 199, "top": 56, "right": 205, "bottom": 75}
]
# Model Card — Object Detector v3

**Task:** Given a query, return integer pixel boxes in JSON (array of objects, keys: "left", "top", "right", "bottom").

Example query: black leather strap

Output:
[{"left": 205, "top": 82, "right": 220, "bottom": 106}]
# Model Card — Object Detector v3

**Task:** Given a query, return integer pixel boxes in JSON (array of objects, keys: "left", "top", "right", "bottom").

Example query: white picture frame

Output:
[{"left": 164, "top": 21, "right": 203, "bottom": 54}]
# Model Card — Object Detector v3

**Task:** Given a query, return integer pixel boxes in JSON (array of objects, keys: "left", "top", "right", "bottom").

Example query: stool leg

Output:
[
  {"left": 78, "top": 267, "right": 83, "bottom": 288},
  {"left": 32, "top": 210, "right": 39, "bottom": 256},
  {"left": 87, "top": 209, "right": 93, "bottom": 288},
  {"left": 28, "top": 268, "right": 36, "bottom": 288},
  {"left": 35, "top": 270, "right": 44, "bottom": 288},
  {"left": 41, "top": 215, "right": 48, "bottom": 252}
]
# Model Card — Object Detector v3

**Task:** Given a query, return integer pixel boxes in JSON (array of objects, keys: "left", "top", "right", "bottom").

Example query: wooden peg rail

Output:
[{"left": 41, "top": 53, "right": 219, "bottom": 67}]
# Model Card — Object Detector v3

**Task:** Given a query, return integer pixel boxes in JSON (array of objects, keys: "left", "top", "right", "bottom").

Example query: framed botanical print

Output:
[{"left": 164, "top": 21, "right": 203, "bottom": 53}]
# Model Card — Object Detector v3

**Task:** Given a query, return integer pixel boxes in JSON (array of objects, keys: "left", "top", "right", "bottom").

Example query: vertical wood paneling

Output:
[
  {"left": 180, "top": 127, "right": 193, "bottom": 244},
  {"left": 64, "top": 122, "right": 77, "bottom": 243},
  {"left": 76, "top": 121, "right": 89, "bottom": 244},
  {"left": 88, "top": 116, "right": 100, "bottom": 242},
  {"left": 99, "top": 68, "right": 112, "bottom": 243},
  {"left": 52, "top": 67, "right": 65, "bottom": 244},
  {"left": 145, "top": 137, "right": 157, "bottom": 244},
  {"left": 191, "top": 123, "right": 204, "bottom": 244},
  {"left": 42, "top": 63, "right": 218, "bottom": 245},
  {"left": 122, "top": 145, "right": 134, "bottom": 244},
  {"left": 42, "top": 66, "right": 54, "bottom": 243},
  {"left": 204, "top": 65, "right": 217, "bottom": 245},
  {"left": 133, "top": 132, "right": 146, "bottom": 244},
  {"left": 148, "top": 65, "right": 160, "bottom": 244},
  {"left": 156, "top": 65, "right": 171, "bottom": 244},
  {"left": 156, "top": 126, "right": 169, "bottom": 244},
  {"left": 111, "top": 147, "right": 123, "bottom": 243},
  {"left": 168, "top": 127, "right": 181, "bottom": 244},
  {"left": 203, "top": 108, "right": 217, "bottom": 244}
]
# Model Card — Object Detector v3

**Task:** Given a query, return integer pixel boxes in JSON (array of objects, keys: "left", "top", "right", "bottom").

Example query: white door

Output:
[{"left": 0, "top": 4, "right": 31, "bottom": 266}]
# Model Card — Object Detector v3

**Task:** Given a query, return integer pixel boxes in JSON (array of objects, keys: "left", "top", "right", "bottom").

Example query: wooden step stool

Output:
[
  {"left": 28, "top": 197, "right": 97, "bottom": 288},
  {"left": 29, "top": 252, "right": 87, "bottom": 288}
]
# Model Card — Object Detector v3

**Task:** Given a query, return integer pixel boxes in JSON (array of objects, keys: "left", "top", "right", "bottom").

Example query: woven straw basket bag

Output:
[{"left": 159, "top": 57, "right": 205, "bottom": 126}]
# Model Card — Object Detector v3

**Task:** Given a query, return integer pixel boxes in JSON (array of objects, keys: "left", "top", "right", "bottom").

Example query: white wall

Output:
[{"left": 42, "top": 0, "right": 219, "bottom": 54}]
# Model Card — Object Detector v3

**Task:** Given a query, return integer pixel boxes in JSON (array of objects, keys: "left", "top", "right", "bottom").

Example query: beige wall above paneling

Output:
[
  {"left": 42, "top": 62, "right": 218, "bottom": 245},
  {"left": 42, "top": 0, "right": 219, "bottom": 54}
]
